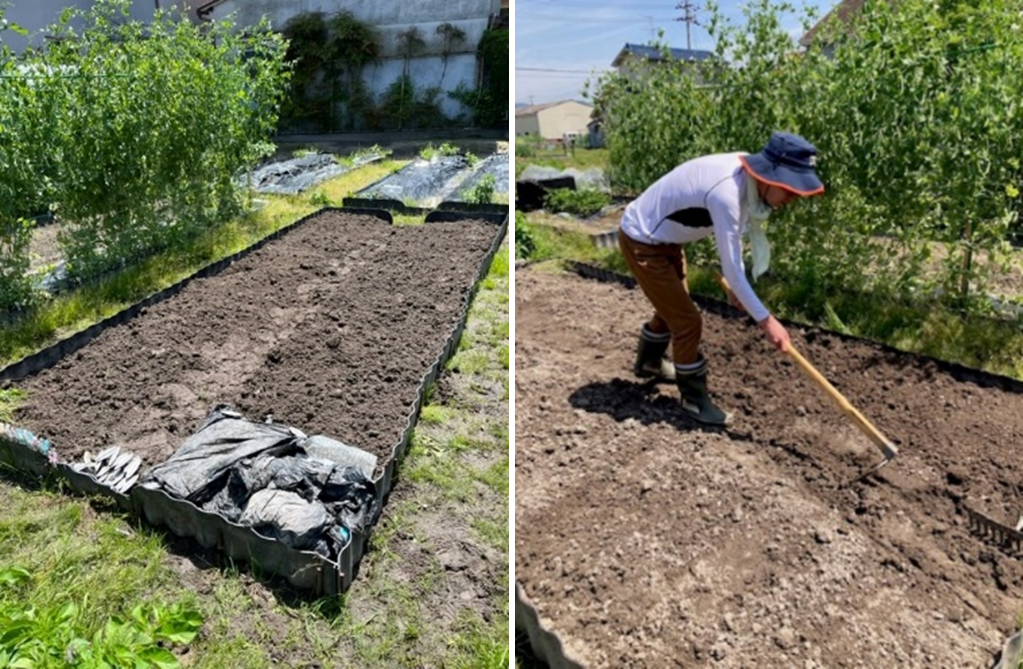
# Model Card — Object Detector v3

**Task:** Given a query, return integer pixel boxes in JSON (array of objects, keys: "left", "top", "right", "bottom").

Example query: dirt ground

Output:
[
  {"left": 515, "top": 265, "right": 1023, "bottom": 668},
  {"left": 13, "top": 211, "right": 499, "bottom": 475}
]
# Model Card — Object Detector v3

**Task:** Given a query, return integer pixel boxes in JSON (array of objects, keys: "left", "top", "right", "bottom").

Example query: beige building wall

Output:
[
  {"left": 516, "top": 101, "right": 593, "bottom": 140},
  {"left": 516, "top": 114, "right": 541, "bottom": 137},
  {"left": 535, "top": 101, "right": 592, "bottom": 140}
]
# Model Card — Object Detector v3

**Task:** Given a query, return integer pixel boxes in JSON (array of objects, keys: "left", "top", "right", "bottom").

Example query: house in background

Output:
[
  {"left": 515, "top": 100, "right": 593, "bottom": 141},
  {"left": 799, "top": 0, "right": 869, "bottom": 56},
  {"left": 195, "top": 0, "right": 504, "bottom": 123},
  {"left": 611, "top": 43, "right": 715, "bottom": 83},
  {"left": 0, "top": 1, "right": 199, "bottom": 53}
]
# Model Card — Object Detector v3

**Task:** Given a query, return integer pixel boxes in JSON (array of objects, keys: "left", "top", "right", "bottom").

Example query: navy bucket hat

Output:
[{"left": 739, "top": 131, "right": 824, "bottom": 196}]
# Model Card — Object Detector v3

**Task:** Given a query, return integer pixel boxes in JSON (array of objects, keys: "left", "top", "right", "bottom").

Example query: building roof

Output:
[
  {"left": 514, "top": 100, "right": 592, "bottom": 117},
  {"left": 611, "top": 43, "right": 715, "bottom": 68},
  {"left": 799, "top": 0, "right": 875, "bottom": 47}
]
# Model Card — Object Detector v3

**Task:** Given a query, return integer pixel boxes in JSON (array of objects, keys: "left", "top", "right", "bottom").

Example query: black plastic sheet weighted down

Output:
[{"left": 140, "top": 405, "right": 378, "bottom": 560}]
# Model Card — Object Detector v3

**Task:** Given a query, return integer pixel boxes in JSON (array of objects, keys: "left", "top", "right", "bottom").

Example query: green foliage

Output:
[
  {"left": 280, "top": 10, "right": 380, "bottom": 132},
  {"left": 308, "top": 190, "right": 332, "bottom": 207},
  {"left": 543, "top": 188, "right": 611, "bottom": 217},
  {"left": 0, "top": 388, "right": 24, "bottom": 423},
  {"left": 420, "top": 142, "right": 462, "bottom": 161},
  {"left": 466, "top": 175, "right": 497, "bottom": 205},
  {"left": 590, "top": 0, "right": 1023, "bottom": 315},
  {"left": 449, "top": 28, "right": 508, "bottom": 127},
  {"left": 0, "top": 0, "right": 291, "bottom": 303},
  {"left": 0, "top": 564, "right": 202, "bottom": 668},
  {"left": 436, "top": 22, "right": 467, "bottom": 88},
  {"left": 376, "top": 75, "right": 448, "bottom": 131},
  {"left": 514, "top": 212, "right": 535, "bottom": 259},
  {"left": 514, "top": 140, "right": 535, "bottom": 159}
]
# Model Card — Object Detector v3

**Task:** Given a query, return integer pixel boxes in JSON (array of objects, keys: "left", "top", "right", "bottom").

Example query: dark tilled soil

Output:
[
  {"left": 515, "top": 266, "right": 1023, "bottom": 668},
  {"left": 13, "top": 211, "right": 498, "bottom": 473}
]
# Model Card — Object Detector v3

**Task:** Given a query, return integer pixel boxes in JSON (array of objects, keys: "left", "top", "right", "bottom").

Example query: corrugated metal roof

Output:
[{"left": 612, "top": 43, "right": 715, "bottom": 67}]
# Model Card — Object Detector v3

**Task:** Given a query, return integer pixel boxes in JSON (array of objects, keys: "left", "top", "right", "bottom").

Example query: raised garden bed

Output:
[
  {"left": 1, "top": 207, "right": 507, "bottom": 595},
  {"left": 515, "top": 263, "right": 1023, "bottom": 667}
]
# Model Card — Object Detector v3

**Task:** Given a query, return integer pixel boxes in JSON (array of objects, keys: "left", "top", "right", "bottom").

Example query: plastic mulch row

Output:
[{"left": 0, "top": 206, "right": 508, "bottom": 596}]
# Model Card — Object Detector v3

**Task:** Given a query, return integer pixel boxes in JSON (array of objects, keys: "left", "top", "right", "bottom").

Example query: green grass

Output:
[
  {"left": 516, "top": 211, "right": 625, "bottom": 270},
  {"left": 0, "top": 389, "right": 25, "bottom": 423},
  {"left": 752, "top": 271, "right": 1023, "bottom": 379},
  {"left": 514, "top": 142, "right": 609, "bottom": 177},
  {"left": 419, "top": 404, "right": 456, "bottom": 425},
  {"left": 0, "top": 485, "right": 203, "bottom": 667}
]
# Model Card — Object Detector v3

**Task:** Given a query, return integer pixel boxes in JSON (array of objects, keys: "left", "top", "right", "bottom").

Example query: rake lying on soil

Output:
[
  {"left": 715, "top": 274, "right": 898, "bottom": 475},
  {"left": 964, "top": 505, "right": 1023, "bottom": 552}
]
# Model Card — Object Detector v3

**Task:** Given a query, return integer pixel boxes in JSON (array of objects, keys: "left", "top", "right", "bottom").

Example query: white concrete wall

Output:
[
  {"left": 1, "top": 1, "right": 165, "bottom": 53},
  {"left": 362, "top": 53, "right": 479, "bottom": 120},
  {"left": 207, "top": 0, "right": 502, "bottom": 122}
]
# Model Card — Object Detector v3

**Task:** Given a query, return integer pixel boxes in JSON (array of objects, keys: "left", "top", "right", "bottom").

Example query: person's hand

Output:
[{"left": 758, "top": 315, "right": 791, "bottom": 353}]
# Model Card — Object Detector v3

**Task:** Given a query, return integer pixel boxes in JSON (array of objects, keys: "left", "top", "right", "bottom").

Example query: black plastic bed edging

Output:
[
  {"left": 372, "top": 208, "right": 508, "bottom": 516},
  {"left": 516, "top": 582, "right": 586, "bottom": 669},
  {"left": 567, "top": 260, "right": 1023, "bottom": 396},
  {"left": 436, "top": 200, "right": 510, "bottom": 217},
  {"left": 341, "top": 197, "right": 432, "bottom": 217},
  {"left": 0, "top": 205, "right": 509, "bottom": 596}
]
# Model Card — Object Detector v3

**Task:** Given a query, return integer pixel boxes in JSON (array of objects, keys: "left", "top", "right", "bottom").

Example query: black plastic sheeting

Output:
[
  {"left": 354, "top": 156, "right": 471, "bottom": 205},
  {"left": 452, "top": 153, "right": 510, "bottom": 200},
  {"left": 515, "top": 176, "right": 577, "bottom": 212},
  {"left": 140, "top": 406, "right": 377, "bottom": 560},
  {"left": 246, "top": 153, "right": 382, "bottom": 195},
  {"left": 0, "top": 206, "right": 510, "bottom": 595}
]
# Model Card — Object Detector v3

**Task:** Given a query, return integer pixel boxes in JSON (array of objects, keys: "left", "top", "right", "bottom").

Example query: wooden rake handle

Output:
[
  {"left": 784, "top": 345, "right": 898, "bottom": 461},
  {"left": 714, "top": 272, "right": 898, "bottom": 462}
]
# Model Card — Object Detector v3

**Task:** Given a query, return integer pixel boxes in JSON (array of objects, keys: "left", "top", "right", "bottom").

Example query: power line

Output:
[
  {"left": 520, "top": 13, "right": 675, "bottom": 24},
  {"left": 517, "top": 67, "right": 604, "bottom": 74}
]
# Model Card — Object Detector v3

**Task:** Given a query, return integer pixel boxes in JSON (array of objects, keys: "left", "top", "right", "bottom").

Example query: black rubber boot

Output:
[
  {"left": 675, "top": 358, "right": 731, "bottom": 426},
  {"left": 633, "top": 329, "right": 675, "bottom": 382}
]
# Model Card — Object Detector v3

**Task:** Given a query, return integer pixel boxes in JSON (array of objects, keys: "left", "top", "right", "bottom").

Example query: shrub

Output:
[
  {"left": 466, "top": 174, "right": 497, "bottom": 205},
  {"left": 515, "top": 211, "right": 536, "bottom": 259},
  {"left": 543, "top": 188, "right": 611, "bottom": 217},
  {"left": 0, "top": 0, "right": 290, "bottom": 309}
]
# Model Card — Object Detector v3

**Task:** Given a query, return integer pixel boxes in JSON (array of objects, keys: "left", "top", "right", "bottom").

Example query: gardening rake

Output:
[{"left": 715, "top": 273, "right": 898, "bottom": 475}]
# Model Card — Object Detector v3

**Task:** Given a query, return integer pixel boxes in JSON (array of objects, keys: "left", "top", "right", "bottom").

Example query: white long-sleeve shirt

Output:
[{"left": 619, "top": 152, "right": 771, "bottom": 322}]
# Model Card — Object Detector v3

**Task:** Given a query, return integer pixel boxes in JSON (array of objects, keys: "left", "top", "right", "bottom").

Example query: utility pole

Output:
[
  {"left": 675, "top": 1, "right": 700, "bottom": 50},
  {"left": 644, "top": 15, "right": 657, "bottom": 40}
]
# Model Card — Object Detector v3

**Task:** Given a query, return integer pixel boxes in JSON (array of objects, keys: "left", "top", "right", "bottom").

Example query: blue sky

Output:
[{"left": 515, "top": 0, "right": 836, "bottom": 105}]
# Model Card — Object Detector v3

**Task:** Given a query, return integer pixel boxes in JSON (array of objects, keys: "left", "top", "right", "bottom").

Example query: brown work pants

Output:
[{"left": 617, "top": 228, "right": 702, "bottom": 365}]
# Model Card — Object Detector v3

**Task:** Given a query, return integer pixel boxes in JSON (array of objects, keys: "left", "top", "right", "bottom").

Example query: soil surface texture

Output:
[
  {"left": 13, "top": 211, "right": 498, "bottom": 474},
  {"left": 515, "top": 266, "right": 1023, "bottom": 668}
]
